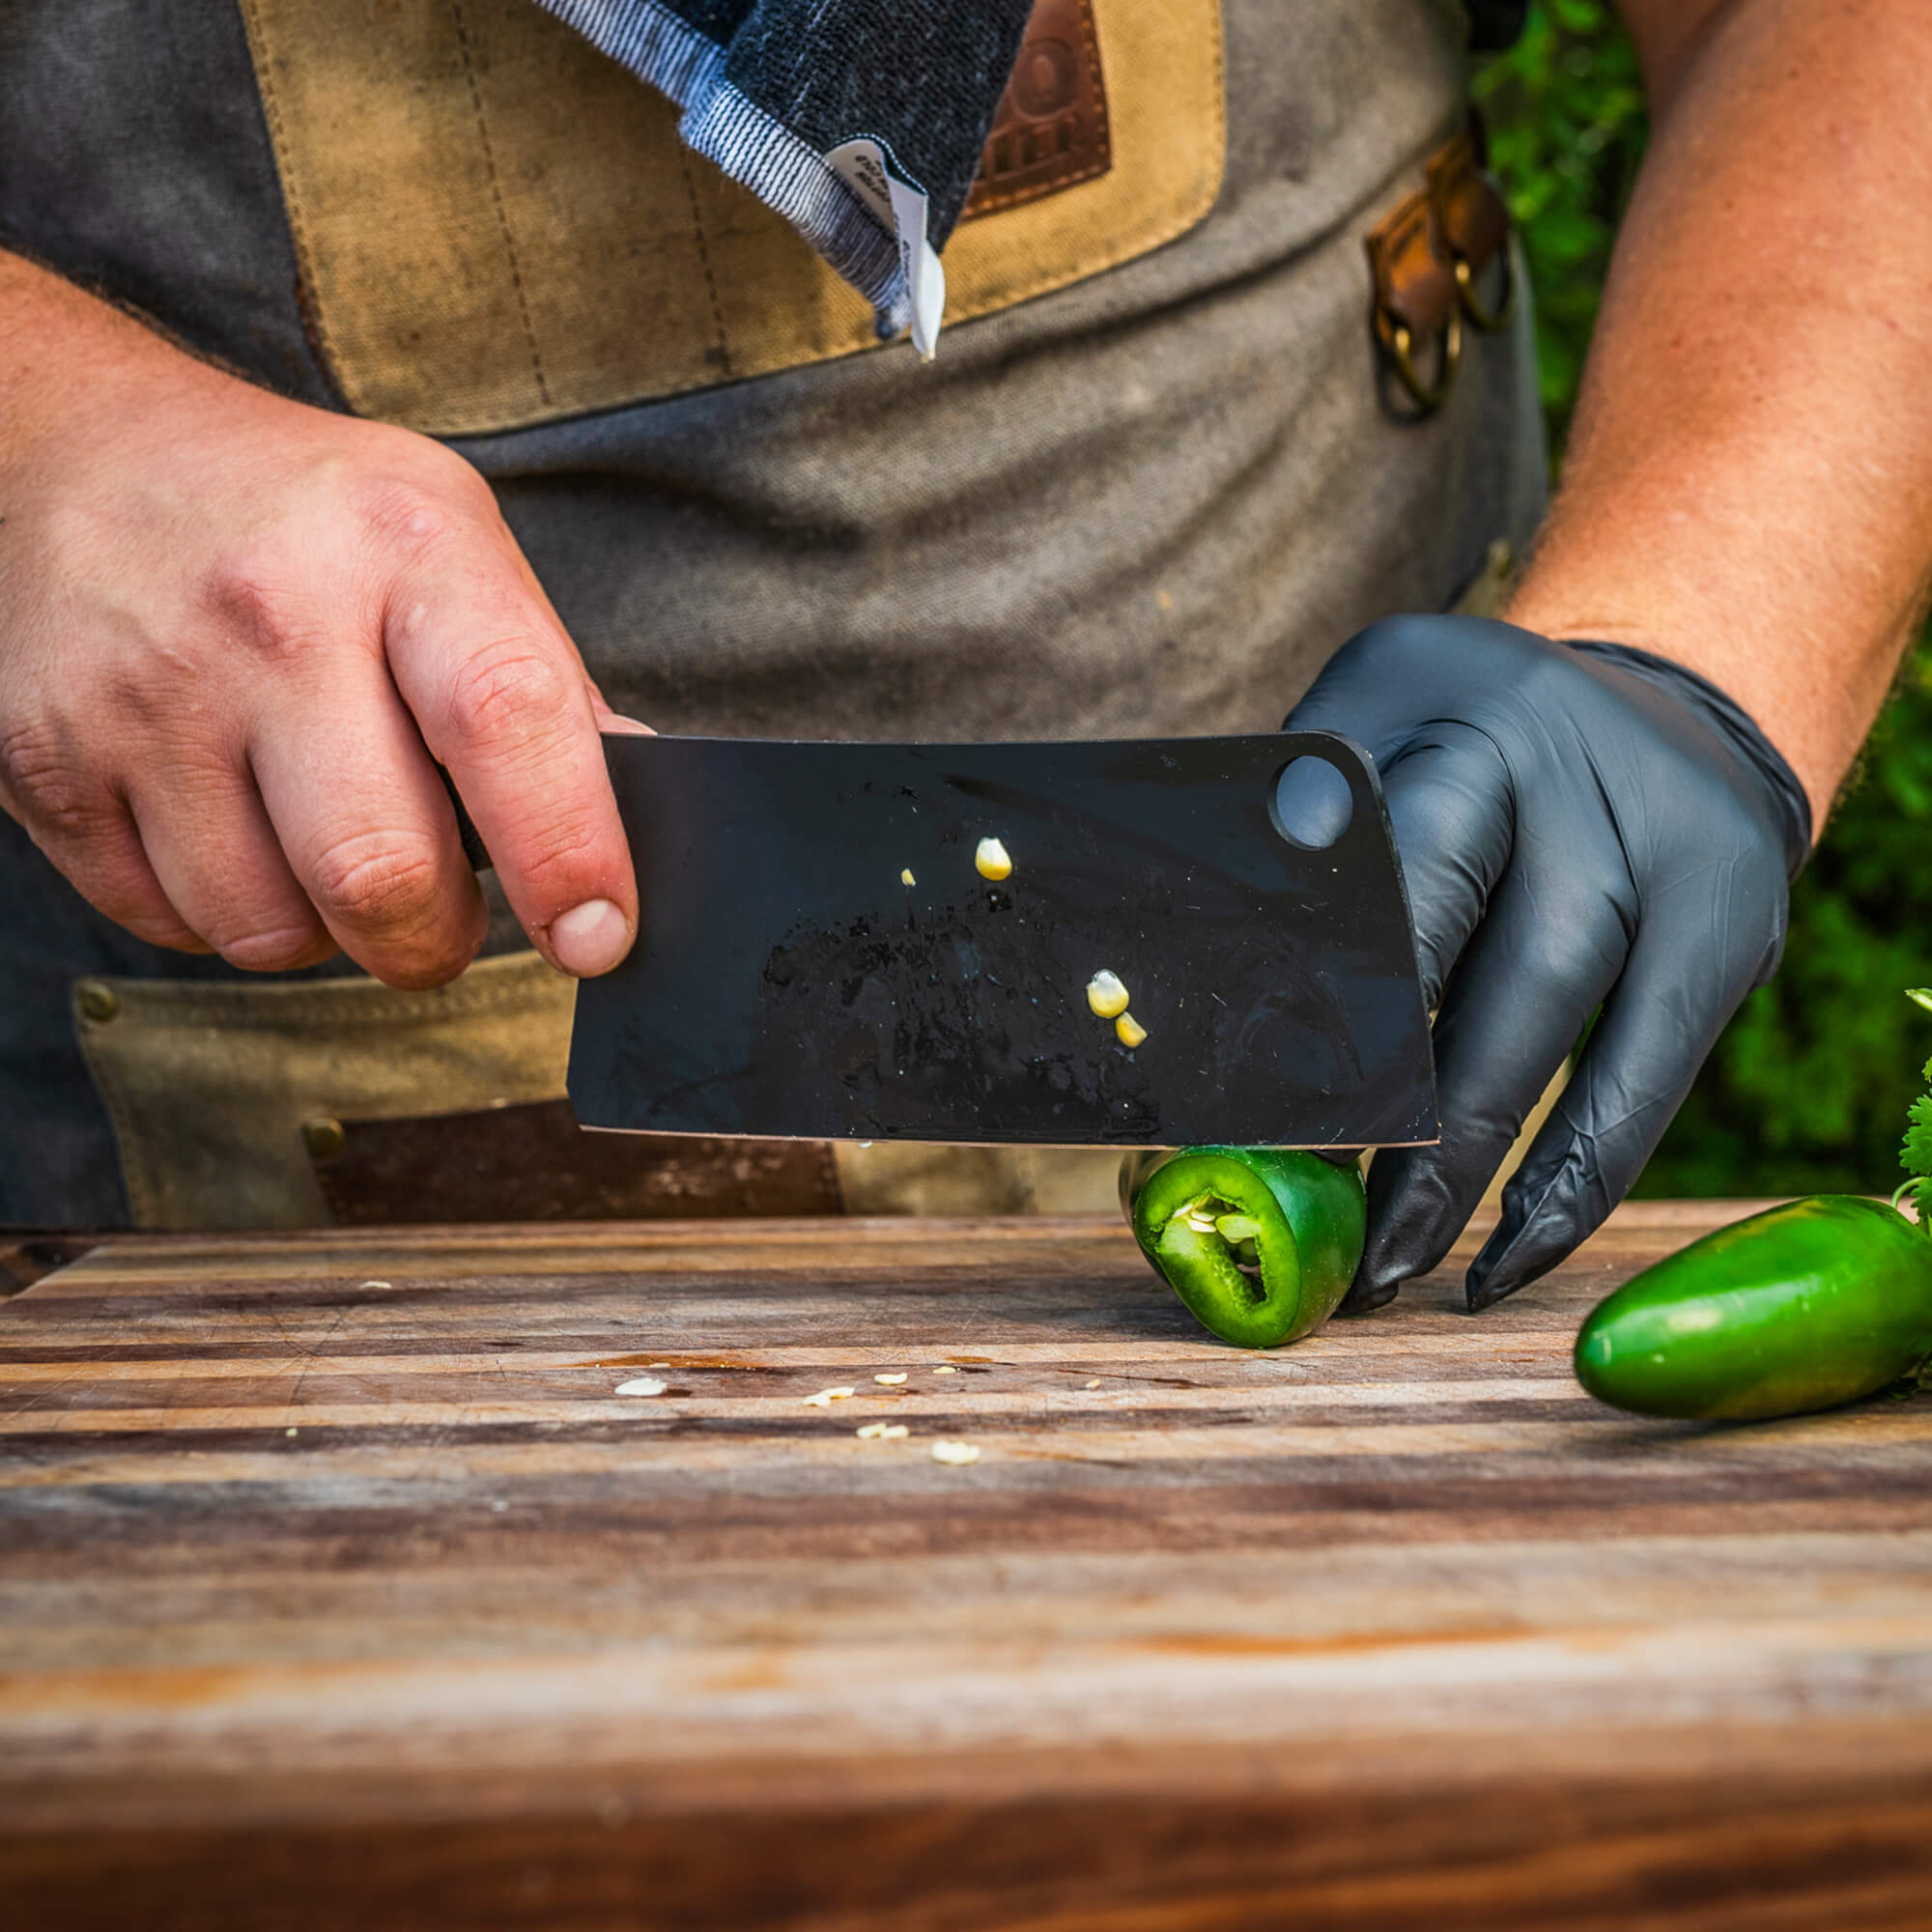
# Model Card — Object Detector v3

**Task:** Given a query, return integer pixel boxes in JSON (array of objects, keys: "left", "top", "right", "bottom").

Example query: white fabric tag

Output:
[{"left": 826, "top": 138, "right": 947, "bottom": 359}]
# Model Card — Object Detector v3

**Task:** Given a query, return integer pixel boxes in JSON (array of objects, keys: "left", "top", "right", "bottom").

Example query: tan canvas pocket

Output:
[
  {"left": 73, "top": 948, "right": 1128, "bottom": 1228},
  {"left": 73, "top": 952, "right": 576, "bottom": 1229},
  {"left": 238, "top": 0, "right": 1225, "bottom": 435}
]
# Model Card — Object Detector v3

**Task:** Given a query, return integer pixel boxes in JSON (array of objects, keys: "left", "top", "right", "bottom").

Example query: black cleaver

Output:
[{"left": 564, "top": 732, "right": 1437, "bottom": 1150}]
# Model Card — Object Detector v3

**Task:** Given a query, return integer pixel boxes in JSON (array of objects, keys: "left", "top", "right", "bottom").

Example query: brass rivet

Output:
[
  {"left": 77, "top": 980, "right": 120, "bottom": 1024},
  {"left": 302, "top": 1117, "right": 348, "bottom": 1159}
]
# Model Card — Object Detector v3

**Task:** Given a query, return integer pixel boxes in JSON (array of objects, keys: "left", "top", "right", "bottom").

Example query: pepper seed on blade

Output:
[{"left": 974, "top": 838, "right": 1012, "bottom": 881}]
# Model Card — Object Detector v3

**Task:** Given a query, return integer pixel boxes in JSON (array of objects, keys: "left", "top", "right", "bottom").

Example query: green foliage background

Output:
[{"left": 1477, "top": 1, "right": 1932, "bottom": 1197}]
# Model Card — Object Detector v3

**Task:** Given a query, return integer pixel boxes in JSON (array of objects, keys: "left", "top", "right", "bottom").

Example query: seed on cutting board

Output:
[
  {"left": 1084, "top": 1378, "right": 1102, "bottom": 1390},
  {"left": 974, "top": 837, "right": 1013, "bottom": 881},
  {"left": 614, "top": 1378, "right": 668, "bottom": 1397},
  {"left": 931, "top": 1439, "right": 980, "bottom": 1465},
  {"left": 1085, "top": 970, "right": 1130, "bottom": 1019},
  {"left": 1116, "top": 1012, "right": 1149, "bottom": 1049},
  {"left": 900, "top": 868, "right": 916, "bottom": 886},
  {"left": 802, "top": 1386, "right": 858, "bottom": 1407},
  {"left": 931, "top": 1365, "right": 959, "bottom": 1375},
  {"left": 874, "top": 1372, "right": 908, "bottom": 1385},
  {"left": 857, "top": 1421, "right": 911, "bottom": 1440}
]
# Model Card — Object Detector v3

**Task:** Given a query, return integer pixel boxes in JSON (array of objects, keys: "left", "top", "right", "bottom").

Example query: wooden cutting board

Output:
[{"left": 4, "top": 1202, "right": 1931, "bottom": 1929}]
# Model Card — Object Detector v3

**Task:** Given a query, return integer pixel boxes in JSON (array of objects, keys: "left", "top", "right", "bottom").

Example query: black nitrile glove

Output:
[{"left": 1283, "top": 616, "right": 1811, "bottom": 1310}]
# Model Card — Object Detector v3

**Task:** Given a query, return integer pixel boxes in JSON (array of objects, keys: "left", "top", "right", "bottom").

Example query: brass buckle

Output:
[
  {"left": 1365, "top": 185, "right": 1462, "bottom": 414},
  {"left": 1376, "top": 304, "right": 1463, "bottom": 411},
  {"left": 1452, "top": 251, "right": 1514, "bottom": 333},
  {"left": 1430, "top": 109, "right": 1516, "bottom": 335}
]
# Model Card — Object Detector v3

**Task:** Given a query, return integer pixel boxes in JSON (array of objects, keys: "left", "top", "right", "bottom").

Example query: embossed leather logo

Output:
[{"left": 960, "top": 0, "right": 1111, "bottom": 221}]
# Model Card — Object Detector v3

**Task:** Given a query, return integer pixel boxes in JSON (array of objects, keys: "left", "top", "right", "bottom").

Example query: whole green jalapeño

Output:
[
  {"left": 1575, "top": 1195, "right": 1932, "bottom": 1422},
  {"left": 1123, "top": 1147, "right": 1367, "bottom": 1349}
]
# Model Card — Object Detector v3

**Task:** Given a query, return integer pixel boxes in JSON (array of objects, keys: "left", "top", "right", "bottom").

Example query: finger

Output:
[
  {"left": 1342, "top": 868, "right": 1631, "bottom": 1312},
  {"left": 521, "top": 584, "right": 653, "bottom": 739},
  {"left": 129, "top": 759, "right": 336, "bottom": 972},
  {"left": 593, "top": 697, "right": 655, "bottom": 737},
  {"left": 384, "top": 542, "right": 636, "bottom": 978},
  {"left": 1377, "top": 724, "right": 1515, "bottom": 1009},
  {"left": 252, "top": 657, "right": 488, "bottom": 989},
  {"left": 585, "top": 676, "right": 654, "bottom": 739},
  {"left": 5, "top": 775, "right": 210, "bottom": 953},
  {"left": 1464, "top": 898, "right": 1777, "bottom": 1309}
]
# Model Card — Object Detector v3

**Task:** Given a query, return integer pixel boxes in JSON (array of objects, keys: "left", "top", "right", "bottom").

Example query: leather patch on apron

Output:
[
  {"left": 235, "top": 0, "right": 1223, "bottom": 436},
  {"left": 960, "top": 0, "right": 1111, "bottom": 222},
  {"left": 308, "top": 1098, "right": 841, "bottom": 1223},
  {"left": 73, "top": 952, "right": 578, "bottom": 1230}
]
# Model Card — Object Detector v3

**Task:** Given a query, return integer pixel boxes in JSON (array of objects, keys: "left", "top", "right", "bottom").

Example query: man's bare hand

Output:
[{"left": 0, "top": 251, "right": 639, "bottom": 989}]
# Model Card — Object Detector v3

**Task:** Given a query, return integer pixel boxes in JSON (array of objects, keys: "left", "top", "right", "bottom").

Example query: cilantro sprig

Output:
[{"left": 1899, "top": 989, "right": 1932, "bottom": 1231}]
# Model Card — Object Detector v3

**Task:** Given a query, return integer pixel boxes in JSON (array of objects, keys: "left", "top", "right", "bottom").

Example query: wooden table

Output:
[{"left": 5, "top": 1203, "right": 1931, "bottom": 1929}]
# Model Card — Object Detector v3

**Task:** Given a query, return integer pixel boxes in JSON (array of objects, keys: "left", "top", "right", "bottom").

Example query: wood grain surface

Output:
[{"left": 4, "top": 1203, "right": 1931, "bottom": 1930}]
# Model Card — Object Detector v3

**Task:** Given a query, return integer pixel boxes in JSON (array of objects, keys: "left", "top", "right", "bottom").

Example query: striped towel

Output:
[{"left": 534, "top": 0, "right": 1034, "bottom": 354}]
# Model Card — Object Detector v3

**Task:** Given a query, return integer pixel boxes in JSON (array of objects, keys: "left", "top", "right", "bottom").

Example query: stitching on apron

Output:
[
  {"left": 677, "top": 146, "right": 734, "bottom": 381},
  {"left": 73, "top": 999, "right": 157, "bottom": 1230},
  {"left": 235, "top": 0, "right": 345, "bottom": 384},
  {"left": 448, "top": 0, "right": 554, "bottom": 409},
  {"left": 81, "top": 962, "right": 569, "bottom": 1032},
  {"left": 229, "top": 0, "right": 1221, "bottom": 436}
]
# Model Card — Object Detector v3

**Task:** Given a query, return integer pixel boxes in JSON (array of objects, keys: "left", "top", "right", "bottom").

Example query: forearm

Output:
[
  {"left": 1506, "top": 0, "right": 1932, "bottom": 830},
  {"left": 0, "top": 248, "right": 209, "bottom": 462}
]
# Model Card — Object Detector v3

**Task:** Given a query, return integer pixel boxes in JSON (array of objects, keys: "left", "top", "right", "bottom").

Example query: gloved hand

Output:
[{"left": 1284, "top": 615, "right": 1811, "bottom": 1310}]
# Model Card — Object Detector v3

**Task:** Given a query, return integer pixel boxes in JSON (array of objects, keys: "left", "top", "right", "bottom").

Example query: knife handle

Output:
[{"left": 438, "top": 766, "right": 494, "bottom": 873}]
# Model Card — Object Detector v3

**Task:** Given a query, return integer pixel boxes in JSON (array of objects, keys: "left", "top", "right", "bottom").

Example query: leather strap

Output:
[{"left": 1364, "top": 110, "right": 1513, "bottom": 412}]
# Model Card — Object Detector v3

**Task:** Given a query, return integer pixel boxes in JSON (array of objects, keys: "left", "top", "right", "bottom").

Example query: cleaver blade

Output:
[{"left": 566, "top": 732, "right": 1437, "bottom": 1150}]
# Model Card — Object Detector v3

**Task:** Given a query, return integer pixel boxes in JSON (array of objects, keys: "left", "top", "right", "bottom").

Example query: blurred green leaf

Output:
[
  {"left": 1474, "top": 0, "right": 1646, "bottom": 452},
  {"left": 1549, "top": 0, "right": 1606, "bottom": 33}
]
